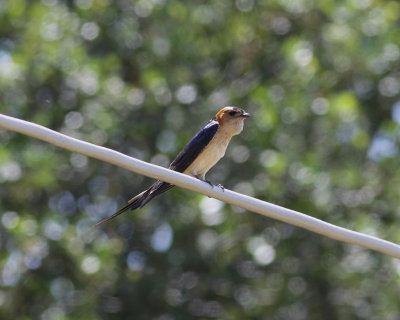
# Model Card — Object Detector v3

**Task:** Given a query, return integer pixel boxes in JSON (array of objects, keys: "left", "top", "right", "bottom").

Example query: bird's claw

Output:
[
  {"left": 205, "top": 180, "right": 214, "bottom": 187},
  {"left": 194, "top": 174, "right": 214, "bottom": 187},
  {"left": 194, "top": 174, "right": 224, "bottom": 195}
]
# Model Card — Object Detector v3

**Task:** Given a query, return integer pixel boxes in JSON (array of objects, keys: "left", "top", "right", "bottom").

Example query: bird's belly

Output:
[{"left": 184, "top": 140, "right": 228, "bottom": 179}]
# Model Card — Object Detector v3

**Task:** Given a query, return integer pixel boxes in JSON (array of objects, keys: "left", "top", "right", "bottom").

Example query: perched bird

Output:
[{"left": 93, "top": 106, "right": 250, "bottom": 227}]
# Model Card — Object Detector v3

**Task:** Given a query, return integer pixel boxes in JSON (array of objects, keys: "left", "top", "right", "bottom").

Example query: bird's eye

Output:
[{"left": 229, "top": 111, "right": 237, "bottom": 116}]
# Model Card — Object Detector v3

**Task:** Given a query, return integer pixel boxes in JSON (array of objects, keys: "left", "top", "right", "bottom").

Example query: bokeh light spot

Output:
[
  {"left": 81, "top": 255, "right": 100, "bottom": 274},
  {"left": 200, "top": 198, "right": 225, "bottom": 226},
  {"left": 176, "top": 85, "right": 197, "bottom": 104},
  {"left": 151, "top": 223, "right": 173, "bottom": 252},
  {"left": 127, "top": 251, "right": 146, "bottom": 271},
  {"left": 1, "top": 211, "right": 19, "bottom": 229},
  {"left": 81, "top": 22, "right": 99, "bottom": 41}
]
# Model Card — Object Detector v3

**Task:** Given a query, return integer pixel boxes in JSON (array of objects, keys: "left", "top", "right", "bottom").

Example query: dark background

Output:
[{"left": 1, "top": 0, "right": 400, "bottom": 319}]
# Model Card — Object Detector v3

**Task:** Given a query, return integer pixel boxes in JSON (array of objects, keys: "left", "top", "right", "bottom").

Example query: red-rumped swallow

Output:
[{"left": 93, "top": 106, "right": 250, "bottom": 227}]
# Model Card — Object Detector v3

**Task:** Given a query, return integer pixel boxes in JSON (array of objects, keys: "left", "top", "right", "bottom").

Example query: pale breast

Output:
[{"left": 183, "top": 131, "right": 232, "bottom": 179}]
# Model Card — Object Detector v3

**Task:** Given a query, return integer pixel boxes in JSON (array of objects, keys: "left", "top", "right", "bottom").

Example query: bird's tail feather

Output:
[
  {"left": 92, "top": 181, "right": 174, "bottom": 227},
  {"left": 137, "top": 181, "right": 174, "bottom": 207},
  {"left": 92, "top": 190, "right": 148, "bottom": 228}
]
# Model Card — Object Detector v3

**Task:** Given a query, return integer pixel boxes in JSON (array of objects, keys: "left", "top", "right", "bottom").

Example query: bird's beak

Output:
[{"left": 241, "top": 112, "right": 250, "bottom": 118}]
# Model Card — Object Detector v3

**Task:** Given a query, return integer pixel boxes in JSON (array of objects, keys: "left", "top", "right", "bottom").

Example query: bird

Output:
[{"left": 93, "top": 106, "right": 250, "bottom": 227}]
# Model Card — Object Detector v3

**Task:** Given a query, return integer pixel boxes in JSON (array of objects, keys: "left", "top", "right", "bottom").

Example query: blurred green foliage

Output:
[{"left": 1, "top": 0, "right": 400, "bottom": 319}]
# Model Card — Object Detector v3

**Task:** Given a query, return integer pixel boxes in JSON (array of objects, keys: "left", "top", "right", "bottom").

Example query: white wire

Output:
[{"left": 1, "top": 113, "right": 400, "bottom": 259}]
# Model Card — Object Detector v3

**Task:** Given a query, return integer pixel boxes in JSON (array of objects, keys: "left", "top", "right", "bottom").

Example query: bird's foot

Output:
[
  {"left": 216, "top": 184, "right": 225, "bottom": 192},
  {"left": 194, "top": 174, "right": 214, "bottom": 187}
]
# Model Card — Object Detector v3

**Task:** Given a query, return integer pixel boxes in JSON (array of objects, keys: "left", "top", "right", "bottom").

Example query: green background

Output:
[{"left": 1, "top": 0, "right": 400, "bottom": 319}]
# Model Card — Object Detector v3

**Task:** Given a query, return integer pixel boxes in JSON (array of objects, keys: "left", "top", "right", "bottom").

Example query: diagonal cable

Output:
[{"left": 1, "top": 113, "right": 399, "bottom": 259}]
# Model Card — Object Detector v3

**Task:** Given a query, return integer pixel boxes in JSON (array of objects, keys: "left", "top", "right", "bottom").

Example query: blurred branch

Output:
[{"left": 1, "top": 113, "right": 400, "bottom": 259}]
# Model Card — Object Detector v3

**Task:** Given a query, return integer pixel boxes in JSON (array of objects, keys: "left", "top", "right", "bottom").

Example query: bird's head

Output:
[{"left": 214, "top": 106, "right": 250, "bottom": 135}]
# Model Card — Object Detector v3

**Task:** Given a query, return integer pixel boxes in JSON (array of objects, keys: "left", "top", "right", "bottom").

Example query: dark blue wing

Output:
[
  {"left": 169, "top": 119, "right": 219, "bottom": 173},
  {"left": 134, "top": 120, "right": 219, "bottom": 206}
]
